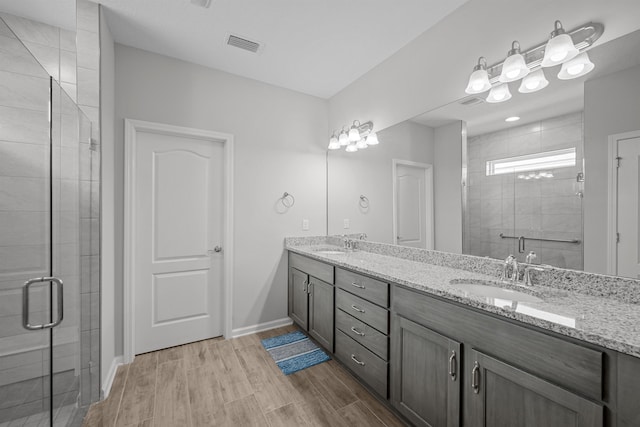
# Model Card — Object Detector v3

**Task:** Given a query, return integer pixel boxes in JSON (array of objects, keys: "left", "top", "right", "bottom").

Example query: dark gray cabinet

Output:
[
  {"left": 465, "top": 349, "right": 603, "bottom": 427},
  {"left": 391, "top": 314, "right": 461, "bottom": 427},
  {"left": 288, "top": 267, "right": 309, "bottom": 329},
  {"left": 287, "top": 253, "right": 335, "bottom": 352},
  {"left": 308, "top": 277, "right": 334, "bottom": 350}
]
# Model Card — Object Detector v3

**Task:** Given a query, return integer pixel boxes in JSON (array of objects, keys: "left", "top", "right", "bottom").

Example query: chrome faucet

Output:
[
  {"left": 502, "top": 255, "right": 516, "bottom": 282},
  {"left": 343, "top": 236, "right": 354, "bottom": 251},
  {"left": 523, "top": 251, "right": 544, "bottom": 286}
]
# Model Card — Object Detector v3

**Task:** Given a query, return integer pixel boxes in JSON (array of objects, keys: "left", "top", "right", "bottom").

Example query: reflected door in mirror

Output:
[
  {"left": 394, "top": 162, "right": 433, "bottom": 249},
  {"left": 616, "top": 135, "right": 640, "bottom": 279}
]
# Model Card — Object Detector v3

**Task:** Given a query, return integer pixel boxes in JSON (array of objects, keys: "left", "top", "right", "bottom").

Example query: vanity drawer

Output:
[
  {"left": 335, "top": 329, "right": 388, "bottom": 398},
  {"left": 289, "top": 252, "right": 334, "bottom": 284},
  {"left": 336, "top": 308, "right": 388, "bottom": 360},
  {"left": 336, "top": 268, "right": 389, "bottom": 307},
  {"left": 336, "top": 288, "right": 388, "bottom": 334}
]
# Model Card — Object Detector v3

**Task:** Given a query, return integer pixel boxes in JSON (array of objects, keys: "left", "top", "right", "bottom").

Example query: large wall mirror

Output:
[{"left": 327, "top": 24, "right": 640, "bottom": 279}]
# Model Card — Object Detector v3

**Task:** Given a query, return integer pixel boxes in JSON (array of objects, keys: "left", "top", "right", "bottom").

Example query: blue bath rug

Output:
[{"left": 261, "top": 330, "right": 330, "bottom": 375}]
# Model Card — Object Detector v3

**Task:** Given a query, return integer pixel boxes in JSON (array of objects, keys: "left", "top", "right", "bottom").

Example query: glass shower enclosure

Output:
[{"left": 0, "top": 16, "right": 92, "bottom": 426}]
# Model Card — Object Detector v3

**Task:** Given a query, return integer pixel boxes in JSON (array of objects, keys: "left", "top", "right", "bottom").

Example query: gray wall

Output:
[
  {"left": 327, "top": 120, "right": 435, "bottom": 243},
  {"left": 114, "top": 44, "right": 328, "bottom": 353},
  {"left": 584, "top": 64, "right": 640, "bottom": 273},
  {"left": 434, "top": 121, "right": 463, "bottom": 253}
]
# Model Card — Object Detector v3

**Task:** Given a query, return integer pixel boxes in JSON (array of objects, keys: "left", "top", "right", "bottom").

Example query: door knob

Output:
[{"left": 208, "top": 246, "right": 223, "bottom": 255}]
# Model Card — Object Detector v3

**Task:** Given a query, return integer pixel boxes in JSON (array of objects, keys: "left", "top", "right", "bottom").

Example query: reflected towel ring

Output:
[
  {"left": 281, "top": 192, "right": 295, "bottom": 208},
  {"left": 359, "top": 195, "right": 369, "bottom": 208}
]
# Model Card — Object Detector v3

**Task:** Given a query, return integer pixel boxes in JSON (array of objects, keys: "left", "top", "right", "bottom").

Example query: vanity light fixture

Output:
[
  {"left": 465, "top": 57, "right": 492, "bottom": 94},
  {"left": 557, "top": 52, "right": 595, "bottom": 79},
  {"left": 541, "top": 21, "right": 579, "bottom": 67},
  {"left": 518, "top": 69, "right": 549, "bottom": 93},
  {"left": 486, "top": 83, "right": 512, "bottom": 103},
  {"left": 328, "top": 120, "right": 376, "bottom": 152},
  {"left": 464, "top": 21, "right": 603, "bottom": 103},
  {"left": 499, "top": 41, "right": 529, "bottom": 82}
]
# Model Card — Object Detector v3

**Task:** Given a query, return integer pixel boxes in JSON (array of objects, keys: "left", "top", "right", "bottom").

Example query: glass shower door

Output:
[{"left": 0, "top": 18, "right": 82, "bottom": 427}]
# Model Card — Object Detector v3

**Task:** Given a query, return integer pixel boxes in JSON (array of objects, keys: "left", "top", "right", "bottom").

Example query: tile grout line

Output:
[{"left": 182, "top": 347, "right": 195, "bottom": 427}]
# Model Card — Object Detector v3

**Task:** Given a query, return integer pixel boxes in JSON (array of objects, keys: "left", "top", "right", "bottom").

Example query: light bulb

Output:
[
  {"left": 338, "top": 130, "right": 349, "bottom": 146},
  {"left": 328, "top": 141, "right": 340, "bottom": 150},
  {"left": 486, "top": 83, "right": 512, "bottom": 103},
  {"left": 356, "top": 139, "right": 368, "bottom": 149},
  {"left": 366, "top": 132, "right": 379, "bottom": 145},
  {"left": 518, "top": 69, "right": 549, "bottom": 94},
  {"left": 557, "top": 52, "right": 594, "bottom": 80},
  {"left": 541, "top": 21, "right": 579, "bottom": 67},
  {"left": 499, "top": 41, "right": 529, "bottom": 83},
  {"left": 348, "top": 121, "right": 361, "bottom": 142},
  {"left": 465, "top": 57, "right": 491, "bottom": 94},
  {"left": 345, "top": 143, "right": 358, "bottom": 153}
]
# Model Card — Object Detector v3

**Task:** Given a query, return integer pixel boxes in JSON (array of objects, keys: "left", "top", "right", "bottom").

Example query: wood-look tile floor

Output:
[{"left": 83, "top": 325, "right": 406, "bottom": 427}]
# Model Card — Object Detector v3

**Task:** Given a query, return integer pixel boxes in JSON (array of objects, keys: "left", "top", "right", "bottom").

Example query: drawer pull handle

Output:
[
  {"left": 471, "top": 361, "right": 480, "bottom": 394},
  {"left": 449, "top": 350, "right": 456, "bottom": 381},
  {"left": 350, "top": 326, "right": 365, "bottom": 336},
  {"left": 351, "top": 354, "right": 365, "bottom": 366},
  {"left": 351, "top": 282, "right": 365, "bottom": 289},
  {"left": 351, "top": 304, "right": 365, "bottom": 313}
]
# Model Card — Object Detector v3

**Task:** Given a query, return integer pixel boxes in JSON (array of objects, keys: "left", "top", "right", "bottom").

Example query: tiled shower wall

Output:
[{"left": 465, "top": 112, "right": 584, "bottom": 270}]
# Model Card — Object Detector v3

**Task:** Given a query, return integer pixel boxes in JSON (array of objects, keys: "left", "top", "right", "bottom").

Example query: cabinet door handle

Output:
[
  {"left": 351, "top": 354, "right": 365, "bottom": 366},
  {"left": 302, "top": 280, "right": 308, "bottom": 293},
  {"left": 307, "top": 282, "right": 312, "bottom": 295},
  {"left": 449, "top": 350, "right": 457, "bottom": 381},
  {"left": 350, "top": 326, "right": 365, "bottom": 336},
  {"left": 471, "top": 361, "right": 480, "bottom": 393},
  {"left": 351, "top": 282, "right": 365, "bottom": 289},
  {"left": 350, "top": 304, "right": 365, "bottom": 313}
]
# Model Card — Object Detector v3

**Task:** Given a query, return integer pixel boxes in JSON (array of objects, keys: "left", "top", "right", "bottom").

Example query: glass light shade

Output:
[
  {"left": 328, "top": 138, "right": 340, "bottom": 150},
  {"left": 345, "top": 143, "right": 358, "bottom": 153},
  {"left": 499, "top": 53, "right": 529, "bottom": 82},
  {"left": 465, "top": 68, "right": 491, "bottom": 94},
  {"left": 486, "top": 83, "right": 512, "bottom": 103},
  {"left": 355, "top": 138, "right": 368, "bottom": 149},
  {"left": 557, "top": 52, "right": 594, "bottom": 80},
  {"left": 518, "top": 69, "right": 549, "bottom": 93},
  {"left": 366, "top": 132, "right": 379, "bottom": 145},
  {"left": 348, "top": 126, "right": 360, "bottom": 142},
  {"left": 541, "top": 33, "right": 579, "bottom": 67},
  {"left": 338, "top": 130, "right": 349, "bottom": 146}
]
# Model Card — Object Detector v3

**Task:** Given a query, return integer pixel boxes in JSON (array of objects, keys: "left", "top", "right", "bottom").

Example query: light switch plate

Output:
[
  {"left": 343, "top": 219, "right": 350, "bottom": 229},
  {"left": 302, "top": 219, "right": 309, "bottom": 230}
]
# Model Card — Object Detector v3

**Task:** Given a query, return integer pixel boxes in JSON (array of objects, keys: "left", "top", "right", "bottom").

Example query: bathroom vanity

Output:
[{"left": 286, "top": 237, "right": 640, "bottom": 427}]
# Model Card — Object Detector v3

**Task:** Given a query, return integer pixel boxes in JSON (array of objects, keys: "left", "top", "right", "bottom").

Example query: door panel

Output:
[
  {"left": 465, "top": 349, "right": 603, "bottom": 427},
  {"left": 395, "top": 163, "right": 430, "bottom": 248},
  {"left": 135, "top": 130, "right": 224, "bottom": 354},
  {"left": 617, "top": 136, "right": 640, "bottom": 278},
  {"left": 288, "top": 268, "right": 308, "bottom": 329},
  {"left": 308, "top": 277, "right": 334, "bottom": 351}
]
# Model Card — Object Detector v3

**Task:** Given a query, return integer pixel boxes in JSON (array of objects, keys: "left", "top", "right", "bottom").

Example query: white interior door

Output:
[
  {"left": 134, "top": 130, "right": 224, "bottom": 354},
  {"left": 394, "top": 162, "right": 433, "bottom": 249},
  {"left": 616, "top": 135, "right": 640, "bottom": 279}
]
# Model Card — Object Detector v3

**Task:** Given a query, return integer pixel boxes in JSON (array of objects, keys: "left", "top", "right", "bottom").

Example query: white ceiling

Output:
[{"left": 96, "top": 0, "right": 469, "bottom": 99}]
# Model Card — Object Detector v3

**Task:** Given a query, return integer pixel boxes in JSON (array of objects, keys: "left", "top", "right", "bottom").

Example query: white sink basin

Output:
[
  {"left": 314, "top": 249, "right": 346, "bottom": 255},
  {"left": 448, "top": 281, "right": 543, "bottom": 303}
]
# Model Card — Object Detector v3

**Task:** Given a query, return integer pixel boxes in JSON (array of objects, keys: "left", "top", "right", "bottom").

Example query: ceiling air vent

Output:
[
  {"left": 460, "top": 97, "right": 485, "bottom": 106},
  {"left": 226, "top": 34, "right": 262, "bottom": 53},
  {"left": 190, "top": 0, "right": 212, "bottom": 8}
]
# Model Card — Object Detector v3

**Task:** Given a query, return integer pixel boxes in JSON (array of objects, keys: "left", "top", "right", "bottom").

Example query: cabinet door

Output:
[
  {"left": 308, "top": 277, "right": 334, "bottom": 351},
  {"left": 391, "top": 315, "right": 461, "bottom": 427},
  {"left": 288, "top": 267, "right": 308, "bottom": 329},
  {"left": 465, "top": 349, "right": 603, "bottom": 427}
]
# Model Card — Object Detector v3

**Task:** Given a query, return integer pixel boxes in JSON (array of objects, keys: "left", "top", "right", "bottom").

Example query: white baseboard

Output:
[
  {"left": 102, "top": 356, "right": 124, "bottom": 399},
  {"left": 231, "top": 317, "right": 293, "bottom": 338}
]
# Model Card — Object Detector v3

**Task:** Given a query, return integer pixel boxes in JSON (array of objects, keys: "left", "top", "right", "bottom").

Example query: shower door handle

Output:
[{"left": 22, "top": 277, "right": 64, "bottom": 331}]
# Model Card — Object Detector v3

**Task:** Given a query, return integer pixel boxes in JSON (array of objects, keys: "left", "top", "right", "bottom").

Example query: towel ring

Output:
[
  {"left": 359, "top": 195, "right": 369, "bottom": 209},
  {"left": 281, "top": 192, "right": 295, "bottom": 208}
]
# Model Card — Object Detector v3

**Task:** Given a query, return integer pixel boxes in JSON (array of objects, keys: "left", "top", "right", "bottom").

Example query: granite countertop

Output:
[{"left": 286, "top": 243, "right": 640, "bottom": 359}]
